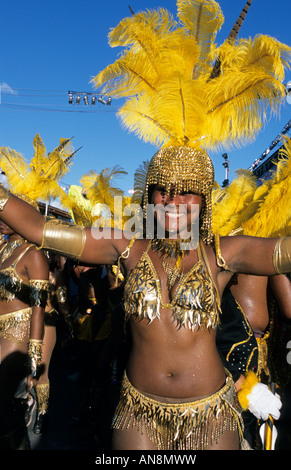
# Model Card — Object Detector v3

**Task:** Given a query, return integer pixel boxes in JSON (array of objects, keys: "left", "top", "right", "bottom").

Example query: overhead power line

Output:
[
  {"left": 0, "top": 103, "right": 115, "bottom": 113},
  {"left": 0, "top": 86, "right": 113, "bottom": 113}
]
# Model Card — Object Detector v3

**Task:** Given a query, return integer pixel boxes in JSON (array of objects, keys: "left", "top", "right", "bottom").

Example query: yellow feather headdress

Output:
[
  {"left": 92, "top": 0, "right": 291, "bottom": 242},
  {"left": 0, "top": 134, "right": 79, "bottom": 204},
  {"left": 92, "top": 0, "right": 291, "bottom": 151},
  {"left": 63, "top": 166, "right": 128, "bottom": 229},
  {"left": 67, "top": 185, "right": 93, "bottom": 227}
]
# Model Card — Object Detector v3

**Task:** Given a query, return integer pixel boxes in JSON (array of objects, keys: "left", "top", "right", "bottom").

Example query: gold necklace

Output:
[
  {"left": 151, "top": 238, "right": 191, "bottom": 290},
  {"left": 1, "top": 239, "right": 24, "bottom": 263},
  {"left": 161, "top": 254, "right": 184, "bottom": 290}
]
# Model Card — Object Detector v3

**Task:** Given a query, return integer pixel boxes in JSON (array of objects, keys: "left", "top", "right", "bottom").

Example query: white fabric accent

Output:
[{"left": 247, "top": 383, "right": 282, "bottom": 421}]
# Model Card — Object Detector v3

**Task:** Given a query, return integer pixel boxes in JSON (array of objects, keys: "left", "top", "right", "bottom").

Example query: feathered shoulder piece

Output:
[
  {"left": 242, "top": 136, "right": 291, "bottom": 237},
  {"left": 212, "top": 169, "right": 258, "bottom": 236},
  {"left": 92, "top": 0, "right": 291, "bottom": 153},
  {"left": 212, "top": 137, "right": 291, "bottom": 237}
]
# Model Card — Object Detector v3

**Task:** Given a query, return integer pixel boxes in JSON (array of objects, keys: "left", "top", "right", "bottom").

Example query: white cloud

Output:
[{"left": 0, "top": 82, "right": 17, "bottom": 95}]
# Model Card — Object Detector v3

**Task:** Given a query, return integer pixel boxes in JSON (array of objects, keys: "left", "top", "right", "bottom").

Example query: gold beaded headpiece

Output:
[
  {"left": 143, "top": 146, "right": 214, "bottom": 243},
  {"left": 92, "top": 0, "right": 291, "bottom": 244}
]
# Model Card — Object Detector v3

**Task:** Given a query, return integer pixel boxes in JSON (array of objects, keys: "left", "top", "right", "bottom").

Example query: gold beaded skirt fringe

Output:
[
  {"left": 0, "top": 308, "right": 32, "bottom": 345},
  {"left": 112, "top": 371, "right": 244, "bottom": 451}
]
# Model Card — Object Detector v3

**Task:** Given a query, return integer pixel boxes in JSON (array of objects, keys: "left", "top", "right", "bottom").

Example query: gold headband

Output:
[{"left": 143, "top": 146, "right": 214, "bottom": 244}]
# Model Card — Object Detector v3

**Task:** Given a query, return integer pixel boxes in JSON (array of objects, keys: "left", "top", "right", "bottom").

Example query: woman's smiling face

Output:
[{"left": 150, "top": 185, "right": 202, "bottom": 239}]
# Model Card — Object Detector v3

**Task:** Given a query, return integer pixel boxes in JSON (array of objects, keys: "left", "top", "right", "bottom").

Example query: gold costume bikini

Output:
[
  {"left": 113, "top": 237, "right": 245, "bottom": 450},
  {"left": 0, "top": 244, "right": 49, "bottom": 346},
  {"left": 123, "top": 240, "right": 221, "bottom": 330}
]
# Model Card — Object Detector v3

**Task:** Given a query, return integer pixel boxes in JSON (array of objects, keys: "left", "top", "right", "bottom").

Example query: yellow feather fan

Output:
[
  {"left": 242, "top": 136, "right": 291, "bottom": 237},
  {"left": 91, "top": 0, "right": 291, "bottom": 153}
]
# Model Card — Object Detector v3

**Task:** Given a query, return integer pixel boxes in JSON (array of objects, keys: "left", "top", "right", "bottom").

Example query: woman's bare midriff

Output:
[{"left": 126, "top": 313, "right": 226, "bottom": 400}]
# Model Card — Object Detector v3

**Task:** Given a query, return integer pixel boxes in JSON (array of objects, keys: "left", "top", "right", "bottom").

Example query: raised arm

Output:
[
  {"left": 0, "top": 185, "right": 127, "bottom": 266},
  {"left": 220, "top": 235, "right": 291, "bottom": 277}
]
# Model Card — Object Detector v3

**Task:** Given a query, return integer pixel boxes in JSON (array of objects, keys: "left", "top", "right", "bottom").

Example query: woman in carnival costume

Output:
[
  {"left": 0, "top": 195, "right": 49, "bottom": 449},
  {"left": 0, "top": 0, "right": 291, "bottom": 450},
  {"left": 0, "top": 135, "right": 75, "bottom": 441}
]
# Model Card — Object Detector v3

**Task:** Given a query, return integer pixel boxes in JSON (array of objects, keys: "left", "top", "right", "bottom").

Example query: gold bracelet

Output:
[
  {"left": 27, "top": 338, "right": 43, "bottom": 376},
  {"left": 39, "top": 218, "right": 86, "bottom": 260},
  {"left": 273, "top": 237, "right": 291, "bottom": 274},
  {"left": 0, "top": 184, "right": 10, "bottom": 211}
]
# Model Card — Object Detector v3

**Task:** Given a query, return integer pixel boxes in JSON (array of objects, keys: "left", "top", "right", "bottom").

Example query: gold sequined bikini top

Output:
[
  {"left": 123, "top": 239, "right": 222, "bottom": 331},
  {"left": 0, "top": 244, "right": 33, "bottom": 303}
]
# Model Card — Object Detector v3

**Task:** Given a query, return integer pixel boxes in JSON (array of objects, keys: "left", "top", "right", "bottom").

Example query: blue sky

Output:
[{"left": 1, "top": 0, "right": 290, "bottom": 199}]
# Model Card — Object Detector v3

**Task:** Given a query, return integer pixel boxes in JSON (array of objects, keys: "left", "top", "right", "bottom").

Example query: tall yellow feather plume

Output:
[
  {"left": 177, "top": 0, "right": 224, "bottom": 78},
  {"left": 91, "top": 1, "right": 291, "bottom": 153},
  {"left": 242, "top": 137, "right": 291, "bottom": 237}
]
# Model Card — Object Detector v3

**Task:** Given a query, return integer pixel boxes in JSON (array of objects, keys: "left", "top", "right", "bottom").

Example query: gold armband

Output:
[
  {"left": 29, "top": 279, "right": 50, "bottom": 308},
  {"left": 39, "top": 219, "right": 86, "bottom": 260},
  {"left": 0, "top": 184, "right": 10, "bottom": 211},
  {"left": 273, "top": 237, "right": 291, "bottom": 274}
]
